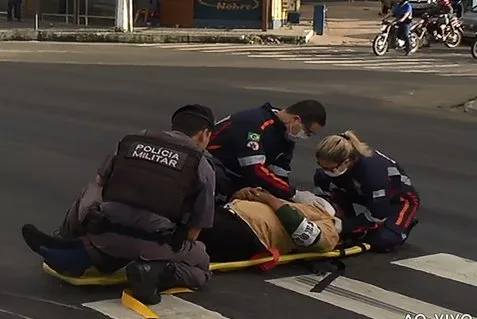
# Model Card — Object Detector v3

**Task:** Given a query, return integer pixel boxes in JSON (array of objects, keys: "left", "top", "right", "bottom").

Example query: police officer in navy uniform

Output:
[
  {"left": 313, "top": 130, "right": 420, "bottom": 252},
  {"left": 22, "top": 104, "right": 217, "bottom": 305},
  {"left": 207, "top": 100, "right": 327, "bottom": 206}
]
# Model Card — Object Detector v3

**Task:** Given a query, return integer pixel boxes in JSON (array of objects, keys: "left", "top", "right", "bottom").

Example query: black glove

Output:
[{"left": 82, "top": 202, "right": 110, "bottom": 235}]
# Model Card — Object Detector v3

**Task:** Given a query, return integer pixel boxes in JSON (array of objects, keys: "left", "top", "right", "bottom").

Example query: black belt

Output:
[
  {"left": 308, "top": 260, "right": 346, "bottom": 293},
  {"left": 304, "top": 242, "right": 370, "bottom": 292}
]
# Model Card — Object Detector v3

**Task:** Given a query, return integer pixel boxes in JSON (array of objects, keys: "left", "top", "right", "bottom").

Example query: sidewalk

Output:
[
  {"left": 301, "top": 1, "right": 382, "bottom": 46},
  {"left": 0, "top": 2, "right": 380, "bottom": 46},
  {"left": 0, "top": 17, "right": 313, "bottom": 45}
]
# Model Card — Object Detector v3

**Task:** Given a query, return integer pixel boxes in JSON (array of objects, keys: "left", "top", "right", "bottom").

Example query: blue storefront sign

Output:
[{"left": 194, "top": 0, "right": 263, "bottom": 29}]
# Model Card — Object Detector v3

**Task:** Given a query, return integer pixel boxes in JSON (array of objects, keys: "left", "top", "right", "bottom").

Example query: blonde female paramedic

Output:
[{"left": 313, "top": 130, "right": 420, "bottom": 252}]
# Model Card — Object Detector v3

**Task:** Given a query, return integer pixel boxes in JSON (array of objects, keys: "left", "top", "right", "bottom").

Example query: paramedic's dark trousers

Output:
[
  {"left": 7, "top": 0, "right": 22, "bottom": 21},
  {"left": 364, "top": 192, "right": 420, "bottom": 252},
  {"left": 335, "top": 192, "right": 420, "bottom": 251}
]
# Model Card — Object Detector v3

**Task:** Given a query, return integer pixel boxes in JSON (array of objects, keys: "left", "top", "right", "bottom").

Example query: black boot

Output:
[
  {"left": 126, "top": 261, "right": 174, "bottom": 305},
  {"left": 21, "top": 224, "right": 83, "bottom": 254}
]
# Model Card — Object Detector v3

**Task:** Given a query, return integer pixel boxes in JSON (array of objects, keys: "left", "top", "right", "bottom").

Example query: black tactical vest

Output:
[{"left": 102, "top": 130, "right": 203, "bottom": 225}]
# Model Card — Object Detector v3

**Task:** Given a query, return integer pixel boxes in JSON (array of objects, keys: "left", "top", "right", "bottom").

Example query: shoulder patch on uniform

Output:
[
  {"left": 126, "top": 142, "right": 188, "bottom": 171},
  {"left": 246, "top": 141, "right": 260, "bottom": 151},
  {"left": 247, "top": 132, "right": 261, "bottom": 142}
]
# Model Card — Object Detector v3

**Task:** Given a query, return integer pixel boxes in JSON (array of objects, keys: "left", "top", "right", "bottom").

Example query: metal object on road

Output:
[{"left": 313, "top": 4, "right": 326, "bottom": 36}]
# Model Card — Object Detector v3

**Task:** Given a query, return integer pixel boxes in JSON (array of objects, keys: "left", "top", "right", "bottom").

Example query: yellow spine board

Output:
[
  {"left": 210, "top": 243, "right": 370, "bottom": 271},
  {"left": 42, "top": 243, "right": 371, "bottom": 285},
  {"left": 42, "top": 244, "right": 370, "bottom": 319}
]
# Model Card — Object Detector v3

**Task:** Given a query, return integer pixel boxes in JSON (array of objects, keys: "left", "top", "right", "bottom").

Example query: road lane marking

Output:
[
  {"left": 439, "top": 73, "right": 477, "bottom": 76},
  {"left": 246, "top": 54, "right": 321, "bottom": 58},
  {"left": 83, "top": 295, "right": 230, "bottom": 319},
  {"left": 344, "top": 62, "right": 434, "bottom": 67},
  {"left": 200, "top": 46, "right": 334, "bottom": 53},
  {"left": 150, "top": 44, "right": 236, "bottom": 49},
  {"left": 392, "top": 253, "right": 477, "bottom": 288},
  {"left": 303, "top": 58, "right": 439, "bottom": 65},
  {"left": 366, "top": 64, "right": 460, "bottom": 69},
  {"left": 266, "top": 274, "right": 476, "bottom": 319}
]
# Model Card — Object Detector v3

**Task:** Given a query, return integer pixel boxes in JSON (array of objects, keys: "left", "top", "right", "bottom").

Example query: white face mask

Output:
[
  {"left": 323, "top": 167, "right": 348, "bottom": 177},
  {"left": 286, "top": 125, "right": 308, "bottom": 142}
]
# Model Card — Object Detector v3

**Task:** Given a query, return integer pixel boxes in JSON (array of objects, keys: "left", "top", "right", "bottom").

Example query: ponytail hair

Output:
[{"left": 315, "top": 130, "right": 373, "bottom": 164}]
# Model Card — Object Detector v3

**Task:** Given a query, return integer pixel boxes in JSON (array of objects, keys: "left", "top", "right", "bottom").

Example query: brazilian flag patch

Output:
[{"left": 247, "top": 132, "right": 261, "bottom": 142}]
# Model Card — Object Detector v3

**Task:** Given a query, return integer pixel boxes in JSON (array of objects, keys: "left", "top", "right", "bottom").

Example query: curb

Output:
[
  {"left": 304, "top": 30, "right": 315, "bottom": 43},
  {"left": 438, "top": 96, "right": 477, "bottom": 113},
  {"left": 0, "top": 29, "right": 313, "bottom": 45}
]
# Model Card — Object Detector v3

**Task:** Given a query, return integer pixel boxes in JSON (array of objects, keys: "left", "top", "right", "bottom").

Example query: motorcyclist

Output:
[
  {"left": 435, "top": 0, "right": 455, "bottom": 39},
  {"left": 438, "top": 0, "right": 454, "bottom": 14},
  {"left": 419, "top": 0, "right": 456, "bottom": 47},
  {"left": 382, "top": 0, "right": 413, "bottom": 55},
  {"left": 313, "top": 130, "right": 420, "bottom": 252}
]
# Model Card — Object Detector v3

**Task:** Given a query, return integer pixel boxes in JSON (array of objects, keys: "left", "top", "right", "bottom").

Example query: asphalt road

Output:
[{"left": 0, "top": 42, "right": 476, "bottom": 319}]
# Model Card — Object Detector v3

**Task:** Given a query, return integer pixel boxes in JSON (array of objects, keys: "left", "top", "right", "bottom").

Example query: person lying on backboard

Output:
[{"left": 198, "top": 187, "right": 342, "bottom": 263}]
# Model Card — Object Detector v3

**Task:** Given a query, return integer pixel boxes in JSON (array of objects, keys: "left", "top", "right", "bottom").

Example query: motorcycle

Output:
[
  {"left": 372, "top": 20, "right": 419, "bottom": 56},
  {"left": 412, "top": 12, "right": 463, "bottom": 48}
]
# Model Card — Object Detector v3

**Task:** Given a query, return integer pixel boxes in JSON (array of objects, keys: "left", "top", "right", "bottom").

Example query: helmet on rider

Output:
[{"left": 439, "top": 0, "right": 451, "bottom": 7}]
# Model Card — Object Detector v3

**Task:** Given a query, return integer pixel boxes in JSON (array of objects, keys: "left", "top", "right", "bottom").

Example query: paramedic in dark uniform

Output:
[
  {"left": 21, "top": 104, "right": 216, "bottom": 305},
  {"left": 207, "top": 100, "right": 327, "bottom": 206},
  {"left": 313, "top": 130, "right": 420, "bottom": 252}
]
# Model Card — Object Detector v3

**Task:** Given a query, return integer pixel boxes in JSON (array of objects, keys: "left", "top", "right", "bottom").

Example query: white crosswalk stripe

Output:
[
  {"left": 84, "top": 295, "right": 230, "bottom": 319},
  {"left": 142, "top": 43, "right": 477, "bottom": 79},
  {"left": 83, "top": 252, "right": 477, "bottom": 319}
]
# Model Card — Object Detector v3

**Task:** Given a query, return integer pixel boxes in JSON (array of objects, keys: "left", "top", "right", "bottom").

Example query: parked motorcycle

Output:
[
  {"left": 412, "top": 12, "right": 463, "bottom": 48},
  {"left": 372, "top": 20, "right": 419, "bottom": 56}
]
